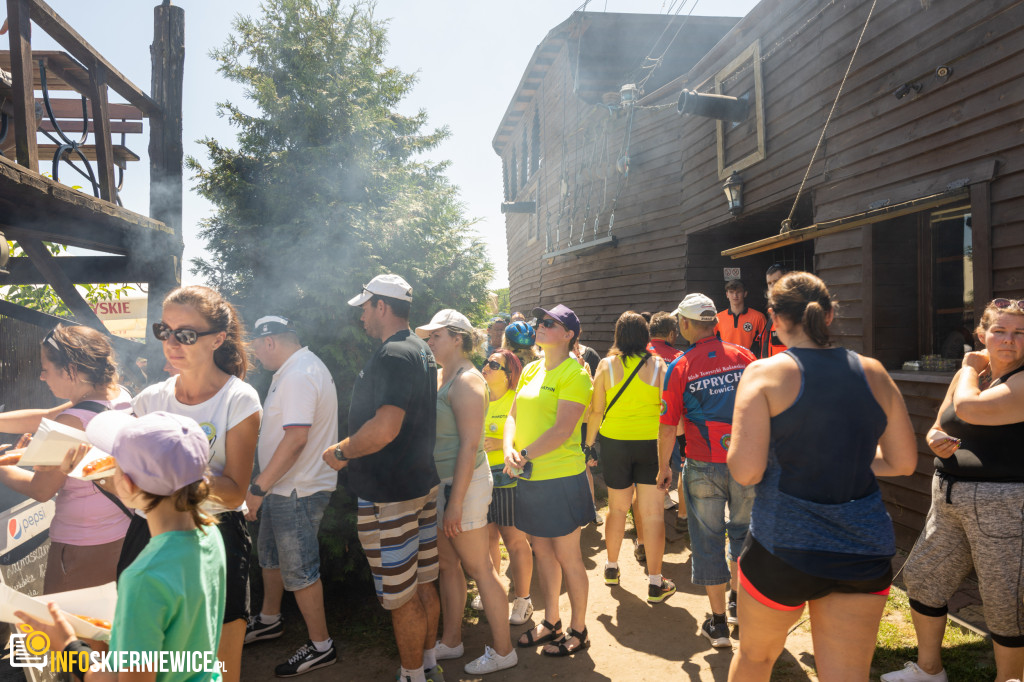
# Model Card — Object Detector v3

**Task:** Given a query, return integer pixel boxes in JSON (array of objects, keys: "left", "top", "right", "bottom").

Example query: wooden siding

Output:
[{"left": 499, "top": 0, "right": 1024, "bottom": 546}]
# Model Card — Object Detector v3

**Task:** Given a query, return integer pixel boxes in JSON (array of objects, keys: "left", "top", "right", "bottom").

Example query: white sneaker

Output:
[
  {"left": 435, "top": 640, "right": 464, "bottom": 660},
  {"left": 880, "top": 662, "right": 948, "bottom": 682},
  {"left": 509, "top": 597, "right": 534, "bottom": 625},
  {"left": 464, "top": 646, "right": 518, "bottom": 674},
  {"left": 470, "top": 593, "right": 483, "bottom": 611}
]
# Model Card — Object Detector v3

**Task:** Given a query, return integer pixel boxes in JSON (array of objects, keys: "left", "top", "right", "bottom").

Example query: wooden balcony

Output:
[{"left": 1, "top": 0, "right": 183, "bottom": 354}]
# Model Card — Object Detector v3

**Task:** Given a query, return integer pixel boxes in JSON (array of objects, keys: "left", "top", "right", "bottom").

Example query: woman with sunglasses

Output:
[
  {"left": 0, "top": 324, "right": 132, "bottom": 593},
  {"left": 130, "top": 285, "right": 261, "bottom": 682},
  {"left": 505, "top": 305, "right": 594, "bottom": 657},
  {"left": 586, "top": 311, "right": 673, "bottom": 603},
  {"left": 416, "top": 309, "right": 517, "bottom": 675},
  {"left": 479, "top": 349, "right": 534, "bottom": 627},
  {"left": 881, "top": 298, "right": 1024, "bottom": 682}
]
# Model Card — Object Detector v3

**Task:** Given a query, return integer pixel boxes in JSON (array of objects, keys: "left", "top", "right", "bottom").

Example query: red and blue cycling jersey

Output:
[{"left": 660, "top": 336, "right": 755, "bottom": 463}]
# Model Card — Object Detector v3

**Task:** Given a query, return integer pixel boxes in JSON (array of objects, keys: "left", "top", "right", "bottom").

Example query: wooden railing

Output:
[{"left": 2, "top": 0, "right": 161, "bottom": 204}]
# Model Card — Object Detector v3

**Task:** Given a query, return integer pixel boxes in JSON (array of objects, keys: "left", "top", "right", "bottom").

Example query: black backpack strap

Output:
[
  {"left": 603, "top": 352, "right": 652, "bottom": 419},
  {"left": 71, "top": 401, "right": 134, "bottom": 520},
  {"left": 71, "top": 400, "right": 108, "bottom": 414}
]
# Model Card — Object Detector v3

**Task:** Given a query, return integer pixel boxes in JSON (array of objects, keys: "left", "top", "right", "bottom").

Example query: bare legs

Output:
[
  {"left": 391, "top": 582, "right": 440, "bottom": 670},
  {"left": 438, "top": 526, "right": 513, "bottom": 656},
  {"left": 908, "top": 610, "right": 1024, "bottom": 682},
  {"left": 259, "top": 569, "right": 329, "bottom": 641},
  {"left": 526, "top": 529, "right": 588, "bottom": 654},
  {"left": 728, "top": 588, "right": 886, "bottom": 682}
]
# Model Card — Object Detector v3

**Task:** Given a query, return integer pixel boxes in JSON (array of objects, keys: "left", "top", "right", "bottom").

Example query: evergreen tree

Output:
[
  {"left": 189, "top": 0, "right": 493, "bottom": 371},
  {"left": 188, "top": 0, "right": 493, "bottom": 585}
]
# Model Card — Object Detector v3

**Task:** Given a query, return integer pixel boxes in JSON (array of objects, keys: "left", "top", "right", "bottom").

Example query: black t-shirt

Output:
[
  {"left": 936, "top": 364, "right": 1024, "bottom": 482},
  {"left": 347, "top": 329, "right": 440, "bottom": 502}
]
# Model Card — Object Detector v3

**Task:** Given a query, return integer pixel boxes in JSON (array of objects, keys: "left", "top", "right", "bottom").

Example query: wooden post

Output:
[
  {"left": 7, "top": 0, "right": 39, "bottom": 171},
  {"left": 146, "top": 1, "right": 185, "bottom": 374},
  {"left": 17, "top": 237, "right": 108, "bottom": 330},
  {"left": 89, "top": 65, "right": 117, "bottom": 203}
]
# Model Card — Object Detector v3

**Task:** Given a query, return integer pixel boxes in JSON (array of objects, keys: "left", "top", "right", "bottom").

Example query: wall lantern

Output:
[{"left": 722, "top": 171, "right": 744, "bottom": 215}]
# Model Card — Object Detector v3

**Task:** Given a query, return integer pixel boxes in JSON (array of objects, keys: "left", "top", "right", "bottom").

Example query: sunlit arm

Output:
[
  {"left": 0, "top": 403, "right": 71, "bottom": 434},
  {"left": 208, "top": 411, "right": 260, "bottom": 509},
  {"left": 952, "top": 366, "right": 1024, "bottom": 426},
  {"left": 726, "top": 366, "right": 771, "bottom": 487}
]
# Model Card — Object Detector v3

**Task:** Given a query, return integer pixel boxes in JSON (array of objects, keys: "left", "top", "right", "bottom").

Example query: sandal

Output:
[
  {"left": 542, "top": 627, "right": 590, "bottom": 657},
  {"left": 517, "top": 619, "right": 562, "bottom": 648}
]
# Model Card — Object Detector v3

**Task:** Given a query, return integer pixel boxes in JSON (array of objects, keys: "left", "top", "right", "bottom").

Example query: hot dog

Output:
[
  {"left": 0, "top": 453, "right": 22, "bottom": 467},
  {"left": 82, "top": 456, "right": 116, "bottom": 477},
  {"left": 72, "top": 614, "right": 112, "bottom": 630}
]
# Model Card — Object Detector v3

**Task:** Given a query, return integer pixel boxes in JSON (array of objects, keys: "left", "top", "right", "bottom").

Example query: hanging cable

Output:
[
  {"left": 638, "top": 0, "right": 700, "bottom": 92},
  {"left": 784, "top": 0, "right": 878, "bottom": 230}
]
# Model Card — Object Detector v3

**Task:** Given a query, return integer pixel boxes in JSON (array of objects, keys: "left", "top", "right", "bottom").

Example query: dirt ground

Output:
[{"left": 241, "top": 498, "right": 821, "bottom": 682}]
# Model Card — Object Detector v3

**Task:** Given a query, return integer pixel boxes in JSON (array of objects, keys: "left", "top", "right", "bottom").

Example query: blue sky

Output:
[{"left": 31, "top": 0, "right": 758, "bottom": 288}]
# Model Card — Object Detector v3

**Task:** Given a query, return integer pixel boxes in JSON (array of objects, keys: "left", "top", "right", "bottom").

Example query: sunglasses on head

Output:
[
  {"left": 484, "top": 360, "right": 507, "bottom": 372},
  {"left": 152, "top": 322, "right": 220, "bottom": 345},
  {"left": 992, "top": 298, "right": 1024, "bottom": 311},
  {"left": 42, "top": 328, "right": 63, "bottom": 353}
]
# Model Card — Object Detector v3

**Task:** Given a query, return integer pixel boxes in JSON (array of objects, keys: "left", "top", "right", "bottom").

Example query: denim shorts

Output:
[
  {"left": 682, "top": 459, "right": 755, "bottom": 586},
  {"left": 257, "top": 490, "right": 333, "bottom": 591}
]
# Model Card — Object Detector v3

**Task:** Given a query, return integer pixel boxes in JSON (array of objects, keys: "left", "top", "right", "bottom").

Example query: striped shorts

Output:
[{"left": 357, "top": 486, "right": 440, "bottom": 610}]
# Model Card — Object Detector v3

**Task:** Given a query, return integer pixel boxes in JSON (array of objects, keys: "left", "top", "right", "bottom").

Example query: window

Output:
[
  {"left": 502, "top": 158, "right": 511, "bottom": 201},
  {"left": 521, "top": 129, "right": 529, "bottom": 187},
  {"left": 871, "top": 202, "right": 974, "bottom": 369},
  {"left": 508, "top": 156, "right": 518, "bottom": 200},
  {"left": 531, "top": 110, "right": 541, "bottom": 176}
]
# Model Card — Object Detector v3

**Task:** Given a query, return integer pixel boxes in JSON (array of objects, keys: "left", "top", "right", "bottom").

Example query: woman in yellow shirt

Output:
[
  {"left": 586, "top": 311, "right": 673, "bottom": 603},
  {"left": 481, "top": 349, "right": 535, "bottom": 626},
  {"left": 504, "top": 304, "right": 594, "bottom": 657}
]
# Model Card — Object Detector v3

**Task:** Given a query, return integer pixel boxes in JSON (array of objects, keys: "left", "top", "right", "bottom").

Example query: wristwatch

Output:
[
  {"left": 249, "top": 483, "right": 267, "bottom": 497},
  {"left": 333, "top": 445, "right": 349, "bottom": 462},
  {"left": 520, "top": 448, "right": 530, "bottom": 461}
]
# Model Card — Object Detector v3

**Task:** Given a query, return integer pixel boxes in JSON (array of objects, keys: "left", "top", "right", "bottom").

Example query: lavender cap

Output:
[{"left": 86, "top": 411, "right": 209, "bottom": 496}]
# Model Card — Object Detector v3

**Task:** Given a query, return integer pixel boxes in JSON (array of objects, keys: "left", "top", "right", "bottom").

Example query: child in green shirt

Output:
[{"left": 16, "top": 410, "right": 227, "bottom": 681}]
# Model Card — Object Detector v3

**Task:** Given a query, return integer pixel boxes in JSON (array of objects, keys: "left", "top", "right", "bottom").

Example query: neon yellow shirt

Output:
[
  {"left": 485, "top": 390, "right": 516, "bottom": 488},
  {"left": 599, "top": 355, "right": 662, "bottom": 441},
  {"left": 513, "top": 358, "right": 593, "bottom": 481}
]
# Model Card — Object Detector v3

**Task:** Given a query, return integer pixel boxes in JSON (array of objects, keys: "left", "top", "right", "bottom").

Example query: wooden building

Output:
[{"left": 495, "top": 0, "right": 1024, "bottom": 548}]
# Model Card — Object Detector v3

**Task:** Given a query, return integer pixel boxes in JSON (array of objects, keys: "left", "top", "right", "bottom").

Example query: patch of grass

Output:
[{"left": 872, "top": 587, "right": 995, "bottom": 681}]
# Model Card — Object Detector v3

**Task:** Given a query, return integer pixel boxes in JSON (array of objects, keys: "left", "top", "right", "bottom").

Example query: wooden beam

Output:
[
  {"left": 15, "top": 238, "right": 108, "bottom": 330},
  {"left": 7, "top": 0, "right": 39, "bottom": 171},
  {"left": 970, "top": 181, "right": 993, "bottom": 316},
  {"left": 25, "top": 0, "right": 161, "bottom": 116},
  {"left": 3, "top": 255, "right": 142, "bottom": 284},
  {"left": 88, "top": 66, "right": 116, "bottom": 203}
]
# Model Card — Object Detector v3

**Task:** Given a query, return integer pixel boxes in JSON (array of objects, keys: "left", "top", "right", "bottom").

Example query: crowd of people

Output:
[{"left": 1, "top": 267, "right": 1022, "bottom": 682}]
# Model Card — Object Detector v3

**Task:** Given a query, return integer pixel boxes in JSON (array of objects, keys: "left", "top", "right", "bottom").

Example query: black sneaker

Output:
[
  {"left": 604, "top": 566, "right": 620, "bottom": 585},
  {"left": 700, "top": 616, "right": 732, "bottom": 648},
  {"left": 634, "top": 541, "right": 647, "bottom": 564},
  {"left": 727, "top": 597, "right": 738, "bottom": 625},
  {"left": 275, "top": 641, "right": 337, "bottom": 677},
  {"left": 244, "top": 615, "right": 283, "bottom": 644},
  {"left": 647, "top": 578, "right": 676, "bottom": 603}
]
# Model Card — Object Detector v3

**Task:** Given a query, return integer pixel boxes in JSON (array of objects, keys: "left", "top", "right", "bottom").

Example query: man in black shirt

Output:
[{"left": 322, "top": 273, "right": 441, "bottom": 682}]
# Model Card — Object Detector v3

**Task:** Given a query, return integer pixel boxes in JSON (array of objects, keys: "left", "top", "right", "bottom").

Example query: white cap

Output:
[
  {"left": 675, "top": 293, "right": 717, "bottom": 322},
  {"left": 415, "top": 309, "right": 474, "bottom": 338},
  {"left": 347, "top": 274, "right": 414, "bottom": 307}
]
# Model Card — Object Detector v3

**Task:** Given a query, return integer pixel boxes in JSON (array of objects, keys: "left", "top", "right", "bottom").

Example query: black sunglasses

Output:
[
  {"left": 992, "top": 298, "right": 1024, "bottom": 311},
  {"left": 152, "top": 322, "right": 220, "bottom": 345},
  {"left": 539, "top": 318, "right": 564, "bottom": 329},
  {"left": 484, "top": 360, "right": 507, "bottom": 372}
]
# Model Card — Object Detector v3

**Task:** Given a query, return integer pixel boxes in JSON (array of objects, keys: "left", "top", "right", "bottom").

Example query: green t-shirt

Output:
[
  {"left": 513, "top": 358, "right": 593, "bottom": 481},
  {"left": 109, "top": 526, "right": 226, "bottom": 681}
]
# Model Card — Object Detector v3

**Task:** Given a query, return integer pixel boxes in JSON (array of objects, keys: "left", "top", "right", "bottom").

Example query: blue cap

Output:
[{"left": 504, "top": 321, "right": 536, "bottom": 349}]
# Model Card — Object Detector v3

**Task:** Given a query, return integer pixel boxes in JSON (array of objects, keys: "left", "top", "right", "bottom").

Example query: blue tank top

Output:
[{"left": 750, "top": 347, "right": 894, "bottom": 580}]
